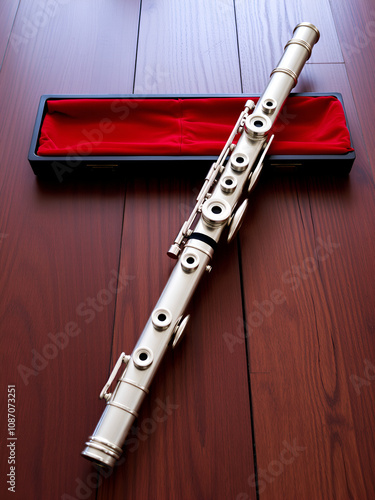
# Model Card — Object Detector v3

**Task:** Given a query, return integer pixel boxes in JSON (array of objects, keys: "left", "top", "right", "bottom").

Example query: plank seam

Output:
[
  {"left": 108, "top": 186, "right": 128, "bottom": 375},
  {"left": 237, "top": 235, "right": 260, "bottom": 500},
  {"left": 233, "top": 0, "right": 244, "bottom": 93},
  {"left": 132, "top": 0, "right": 144, "bottom": 93},
  {"left": 0, "top": 0, "right": 21, "bottom": 73}
]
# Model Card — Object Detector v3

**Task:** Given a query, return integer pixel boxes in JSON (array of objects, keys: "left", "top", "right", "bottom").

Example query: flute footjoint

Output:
[{"left": 82, "top": 22, "right": 320, "bottom": 469}]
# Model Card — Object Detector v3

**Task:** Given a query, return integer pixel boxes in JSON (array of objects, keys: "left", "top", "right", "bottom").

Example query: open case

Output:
[{"left": 28, "top": 93, "right": 355, "bottom": 181}]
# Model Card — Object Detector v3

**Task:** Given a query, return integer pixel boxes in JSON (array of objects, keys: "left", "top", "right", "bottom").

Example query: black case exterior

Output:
[{"left": 28, "top": 93, "right": 355, "bottom": 180}]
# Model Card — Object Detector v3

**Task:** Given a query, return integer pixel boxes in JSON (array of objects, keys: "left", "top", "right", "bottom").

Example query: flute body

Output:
[{"left": 82, "top": 22, "right": 320, "bottom": 468}]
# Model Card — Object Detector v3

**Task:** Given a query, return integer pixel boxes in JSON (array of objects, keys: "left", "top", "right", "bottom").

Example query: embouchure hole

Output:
[
  {"left": 139, "top": 352, "right": 148, "bottom": 361},
  {"left": 187, "top": 256, "right": 195, "bottom": 264},
  {"left": 211, "top": 205, "right": 222, "bottom": 214},
  {"left": 225, "top": 179, "right": 233, "bottom": 185},
  {"left": 236, "top": 156, "right": 245, "bottom": 164},
  {"left": 254, "top": 120, "right": 264, "bottom": 128},
  {"left": 158, "top": 313, "right": 167, "bottom": 322}
]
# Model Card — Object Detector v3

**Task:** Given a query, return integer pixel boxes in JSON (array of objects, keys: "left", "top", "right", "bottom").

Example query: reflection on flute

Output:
[{"left": 82, "top": 23, "right": 320, "bottom": 469}]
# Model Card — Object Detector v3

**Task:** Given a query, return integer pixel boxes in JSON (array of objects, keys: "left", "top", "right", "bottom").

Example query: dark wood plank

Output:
[
  {"left": 235, "top": 0, "right": 343, "bottom": 93},
  {"left": 329, "top": 0, "right": 375, "bottom": 175},
  {"left": 97, "top": 1, "right": 256, "bottom": 498},
  {"left": 0, "top": 0, "right": 19, "bottom": 71},
  {"left": 0, "top": 1, "right": 140, "bottom": 499},
  {"left": 134, "top": 0, "right": 242, "bottom": 93},
  {"left": 239, "top": 62, "right": 375, "bottom": 499}
]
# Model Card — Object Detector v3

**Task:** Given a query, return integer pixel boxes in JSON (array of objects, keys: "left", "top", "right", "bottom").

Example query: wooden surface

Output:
[{"left": 0, "top": 1, "right": 374, "bottom": 499}]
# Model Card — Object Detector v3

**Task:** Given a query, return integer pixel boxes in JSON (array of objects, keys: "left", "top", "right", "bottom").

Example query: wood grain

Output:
[
  {"left": 235, "top": 0, "right": 343, "bottom": 92},
  {"left": 239, "top": 63, "right": 375, "bottom": 499},
  {"left": 0, "top": 0, "right": 19, "bottom": 71},
  {"left": 134, "top": 0, "right": 242, "bottom": 93},
  {"left": 329, "top": 0, "right": 375, "bottom": 176},
  {"left": 0, "top": 1, "right": 140, "bottom": 499},
  {"left": 0, "top": 0, "right": 374, "bottom": 499}
]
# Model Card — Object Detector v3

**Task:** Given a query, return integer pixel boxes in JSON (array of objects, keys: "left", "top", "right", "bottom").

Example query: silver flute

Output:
[{"left": 82, "top": 22, "right": 320, "bottom": 468}]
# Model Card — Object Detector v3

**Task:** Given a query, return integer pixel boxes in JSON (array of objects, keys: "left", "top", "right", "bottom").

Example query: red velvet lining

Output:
[{"left": 37, "top": 97, "right": 353, "bottom": 157}]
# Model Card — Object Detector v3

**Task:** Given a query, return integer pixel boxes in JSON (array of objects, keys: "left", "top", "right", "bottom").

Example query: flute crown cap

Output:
[{"left": 294, "top": 22, "right": 320, "bottom": 42}]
